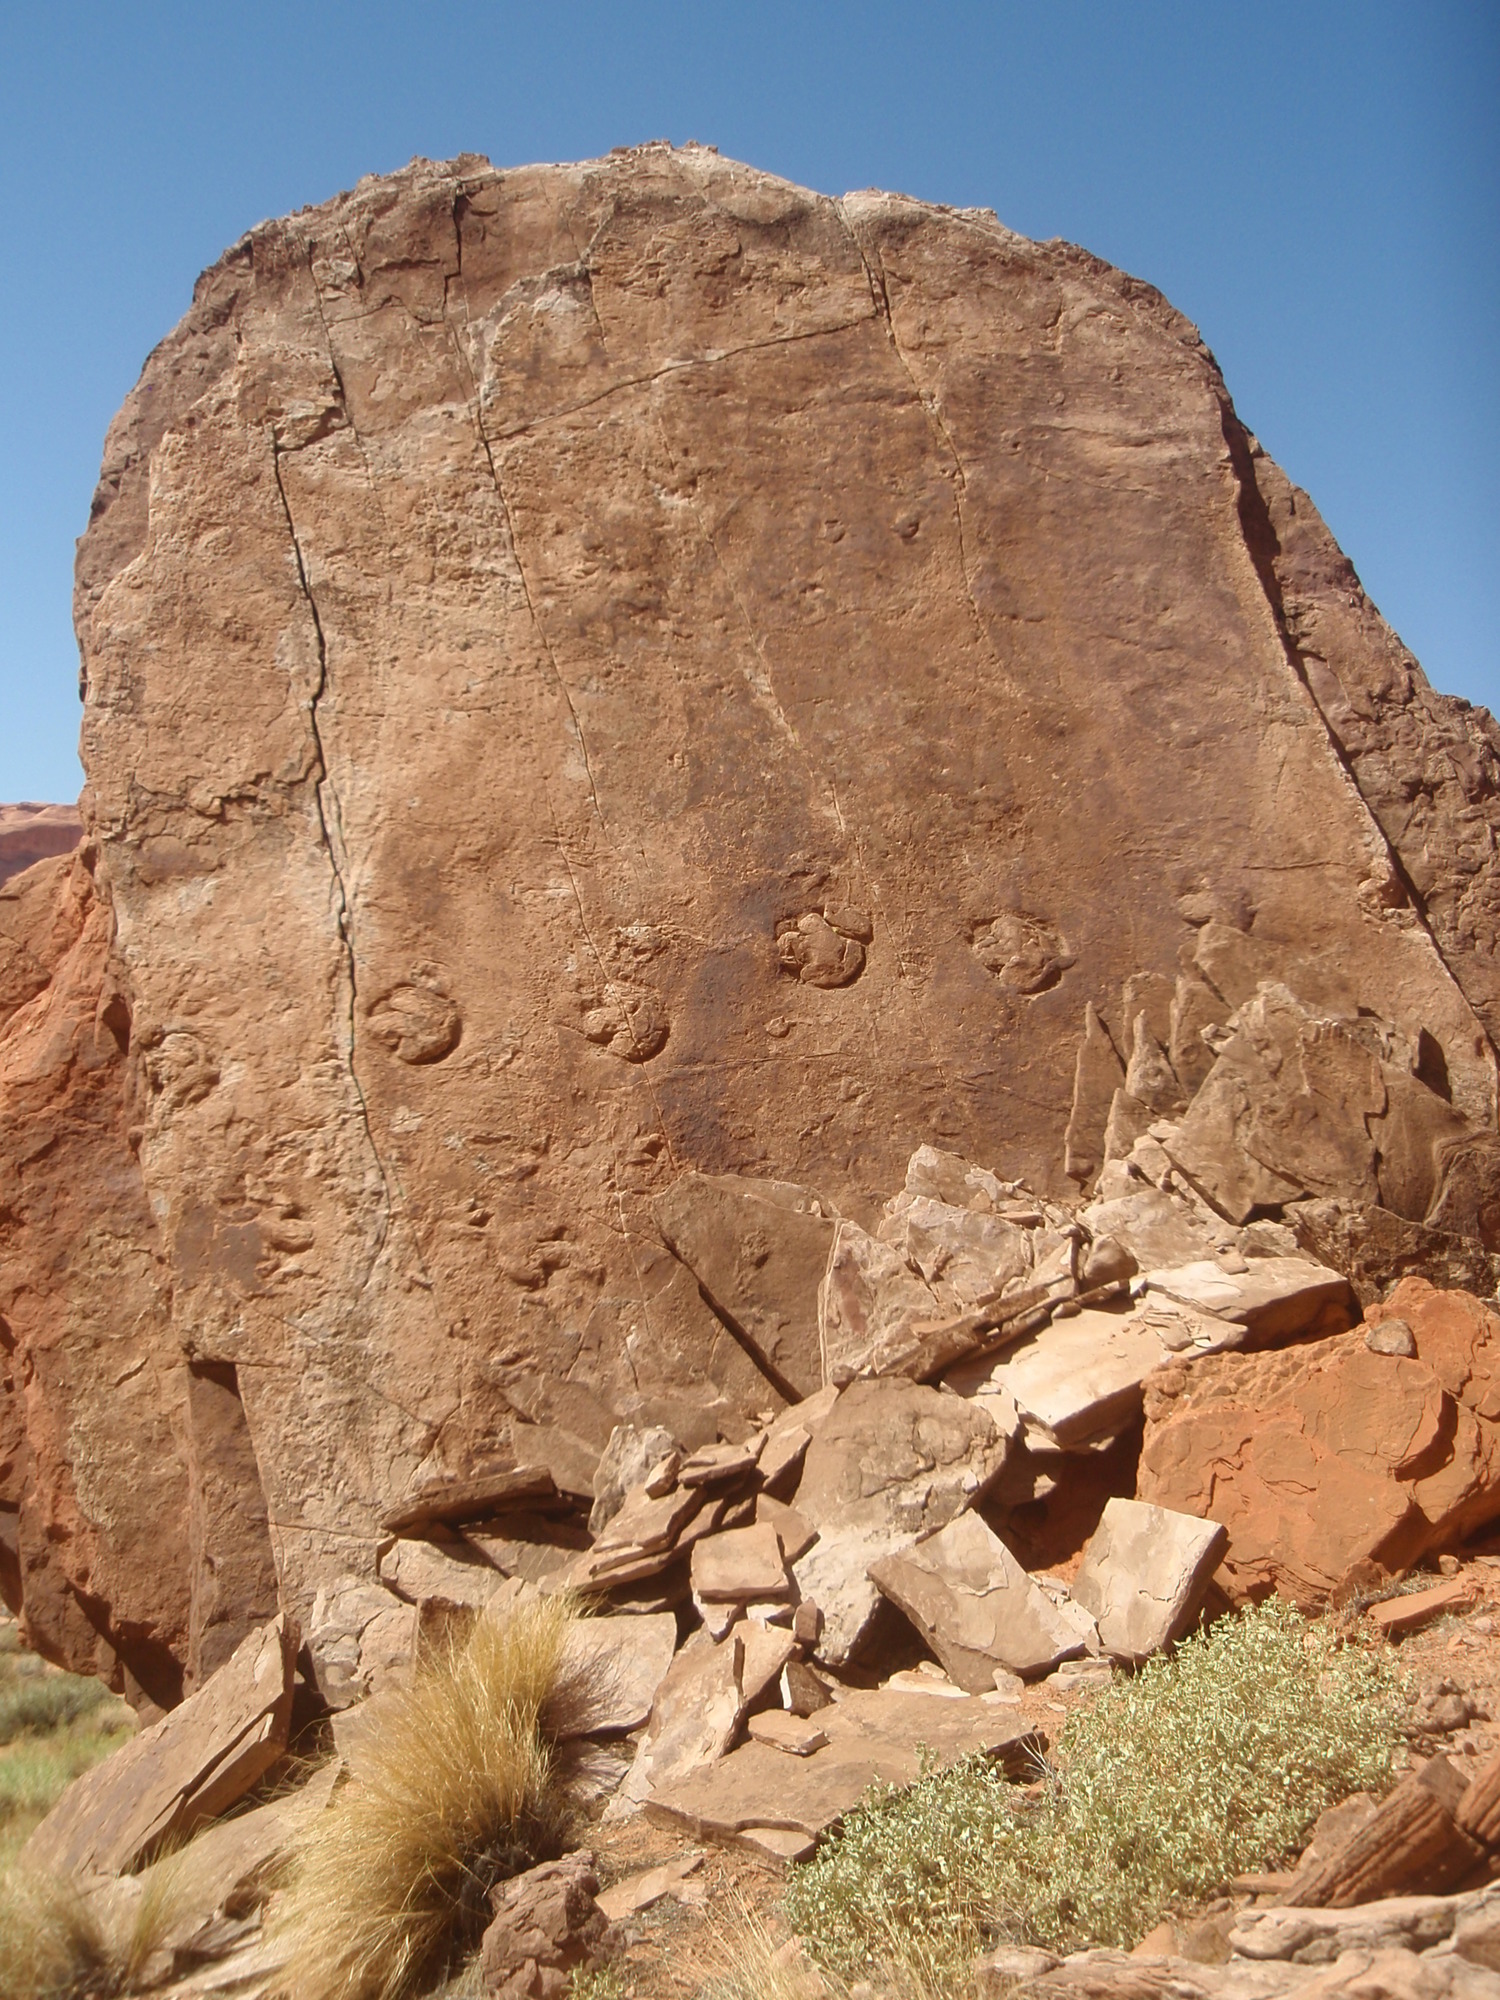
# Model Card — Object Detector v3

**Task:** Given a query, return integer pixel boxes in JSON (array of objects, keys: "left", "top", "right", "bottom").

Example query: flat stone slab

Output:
[
  {"left": 645, "top": 1689, "right": 1043, "bottom": 1842},
  {"left": 378, "top": 1536, "right": 508, "bottom": 1607},
  {"left": 654, "top": 1172, "right": 839, "bottom": 1398},
  {"left": 747, "top": 1710, "right": 829, "bottom": 1756},
  {"left": 25, "top": 1615, "right": 297, "bottom": 1879},
  {"left": 381, "top": 1465, "right": 557, "bottom": 1534},
  {"left": 689, "top": 1521, "right": 789, "bottom": 1602},
  {"left": 1144, "top": 1256, "right": 1355, "bottom": 1346},
  {"left": 1070, "top": 1497, "right": 1227, "bottom": 1662},
  {"left": 613, "top": 1629, "right": 747, "bottom": 1813},
  {"left": 871, "top": 1512, "right": 1094, "bottom": 1687},
  {"left": 952, "top": 1305, "right": 1172, "bottom": 1448},
  {"left": 550, "top": 1611, "right": 679, "bottom": 1737}
]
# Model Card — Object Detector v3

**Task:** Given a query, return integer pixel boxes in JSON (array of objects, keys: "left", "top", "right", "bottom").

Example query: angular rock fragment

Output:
[
  {"left": 747, "top": 1710, "right": 829, "bottom": 1756},
  {"left": 1081, "top": 1182, "right": 1223, "bottom": 1272},
  {"left": 615, "top": 1630, "right": 746, "bottom": 1811},
  {"left": 378, "top": 1537, "right": 507, "bottom": 1608},
  {"left": 595, "top": 1852, "right": 704, "bottom": 1924},
  {"left": 645, "top": 1689, "right": 1042, "bottom": 1843},
  {"left": 755, "top": 1495, "right": 816, "bottom": 1563},
  {"left": 1368, "top": 1580, "right": 1476, "bottom": 1639},
  {"left": 689, "top": 1522, "right": 789, "bottom": 1603},
  {"left": 881, "top": 1197, "right": 1039, "bottom": 1312},
  {"left": 1070, "top": 1498, "right": 1227, "bottom": 1662},
  {"left": 791, "top": 1379, "right": 1010, "bottom": 1664},
  {"left": 679, "top": 1436, "right": 764, "bottom": 1487},
  {"left": 382, "top": 1465, "right": 559, "bottom": 1536},
  {"left": 479, "top": 1850, "right": 612, "bottom": 1997},
  {"left": 25, "top": 1615, "right": 297, "bottom": 1879},
  {"left": 739, "top": 1618, "right": 798, "bottom": 1707},
  {"left": 1229, "top": 1891, "right": 1492, "bottom": 1967},
  {"left": 653, "top": 1173, "right": 839, "bottom": 1398},
  {"left": 589, "top": 1425, "right": 679, "bottom": 1536},
  {"left": 548, "top": 1612, "right": 678, "bottom": 1738},
  {"left": 1288, "top": 1198, "right": 1500, "bottom": 1309},
  {"left": 947, "top": 1304, "right": 1180, "bottom": 1450},
  {"left": 818, "top": 1220, "right": 949, "bottom": 1382},
  {"left": 304, "top": 1578, "right": 417, "bottom": 1707},
  {"left": 871, "top": 1514, "right": 1093, "bottom": 1686}
]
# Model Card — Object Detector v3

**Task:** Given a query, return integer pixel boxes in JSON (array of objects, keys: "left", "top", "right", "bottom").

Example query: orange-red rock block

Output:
[{"left": 1139, "top": 1292, "right": 1500, "bottom": 1606}]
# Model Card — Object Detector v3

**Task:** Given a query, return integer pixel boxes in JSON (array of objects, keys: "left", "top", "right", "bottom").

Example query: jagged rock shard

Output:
[
  {"left": 24, "top": 1615, "right": 297, "bottom": 1880},
  {"left": 790, "top": 1378, "right": 1010, "bottom": 1665},
  {"left": 11, "top": 144, "right": 1495, "bottom": 1683},
  {"left": 870, "top": 1512, "right": 1093, "bottom": 1687},
  {"left": 1069, "top": 1497, "right": 1227, "bottom": 1663}
]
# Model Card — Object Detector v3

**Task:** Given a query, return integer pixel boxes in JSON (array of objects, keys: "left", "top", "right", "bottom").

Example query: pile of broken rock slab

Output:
[{"left": 20, "top": 1124, "right": 1500, "bottom": 1996}]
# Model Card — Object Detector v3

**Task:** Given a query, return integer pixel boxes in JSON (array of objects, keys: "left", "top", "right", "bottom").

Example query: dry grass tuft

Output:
[
  {"left": 687, "top": 1899, "right": 847, "bottom": 2000},
  {"left": 0, "top": 1854, "right": 183, "bottom": 2000},
  {"left": 274, "top": 1592, "right": 578, "bottom": 2000}
]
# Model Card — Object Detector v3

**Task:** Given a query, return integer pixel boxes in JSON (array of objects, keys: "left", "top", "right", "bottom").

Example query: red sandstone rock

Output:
[
  {"left": 1138, "top": 1287, "right": 1500, "bottom": 1605},
  {"left": 0, "top": 145, "right": 1493, "bottom": 1690}
]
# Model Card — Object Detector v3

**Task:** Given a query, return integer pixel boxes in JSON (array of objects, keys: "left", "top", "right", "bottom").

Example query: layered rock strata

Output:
[{"left": 2, "top": 144, "right": 1497, "bottom": 1689}]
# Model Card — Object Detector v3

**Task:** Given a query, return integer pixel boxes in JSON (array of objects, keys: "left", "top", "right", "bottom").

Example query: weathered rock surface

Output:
[
  {"left": 1070, "top": 1498, "right": 1227, "bottom": 1662},
  {"left": 0, "top": 851, "right": 200, "bottom": 1703},
  {"left": 870, "top": 1511, "right": 1093, "bottom": 1685},
  {"left": 478, "top": 1850, "right": 612, "bottom": 1998},
  {"left": 789, "top": 1378, "right": 1009, "bottom": 1663},
  {"left": 1139, "top": 1286, "right": 1500, "bottom": 1603},
  {"left": 3, "top": 142, "right": 1497, "bottom": 1685},
  {"left": 644, "top": 1686, "right": 1041, "bottom": 1844}
]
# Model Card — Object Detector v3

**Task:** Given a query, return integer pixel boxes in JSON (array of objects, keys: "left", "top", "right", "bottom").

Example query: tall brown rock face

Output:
[
  {"left": 0, "top": 850, "right": 192, "bottom": 1705},
  {"left": 44, "top": 146, "right": 1498, "bottom": 1670}
]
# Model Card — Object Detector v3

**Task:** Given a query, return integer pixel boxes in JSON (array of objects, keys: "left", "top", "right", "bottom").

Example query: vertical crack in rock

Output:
[
  {"left": 267, "top": 435, "right": 397, "bottom": 1273},
  {"left": 1216, "top": 394, "right": 1497, "bottom": 1066},
  {"left": 836, "top": 202, "right": 1014, "bottom": 698}
]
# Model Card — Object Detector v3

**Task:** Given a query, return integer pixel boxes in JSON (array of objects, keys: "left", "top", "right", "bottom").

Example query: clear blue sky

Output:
[{"left": 2, "top": 2, "right": 1495, "bottom": 802}]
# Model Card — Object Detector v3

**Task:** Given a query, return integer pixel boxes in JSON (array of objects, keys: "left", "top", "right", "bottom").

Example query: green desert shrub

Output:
[
  {"left": 0, "top": 1676, "right": 115, "bottom": 1746},
  {"left": 0, "top": 1621, "right": 134, "bottom": 1869},
  {"left": 784, "top": 1599, "right": 1407, "bottom": 1980}
]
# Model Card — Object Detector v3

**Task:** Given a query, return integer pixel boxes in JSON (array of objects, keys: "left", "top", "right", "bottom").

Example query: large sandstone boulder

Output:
[{"left": 2, "top": 144, "right": 1497, "bottom": 1688}]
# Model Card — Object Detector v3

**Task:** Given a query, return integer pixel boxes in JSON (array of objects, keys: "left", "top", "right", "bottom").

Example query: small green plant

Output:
[
  {"left": 785, "top": 1600, "right": 1407, "bottom": 1980},
  {"left": 0, "top": 1619, "right": 134, "bottom": 1871},
  {"left": 568, "top": 1965, "right": 631, "bottom": 2000}
]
